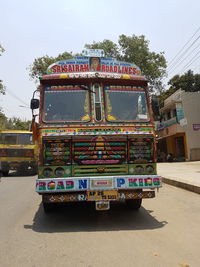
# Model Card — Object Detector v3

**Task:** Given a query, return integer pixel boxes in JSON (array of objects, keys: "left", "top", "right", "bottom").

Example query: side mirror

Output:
[
  {"left": 30, "top": 99, "right": 39, "bottom": 109},
  {"left": 151, "top": 95, "right": 160, "bottom": 117}
]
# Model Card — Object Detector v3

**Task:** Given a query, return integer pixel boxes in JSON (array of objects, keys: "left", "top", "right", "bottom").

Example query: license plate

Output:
[
  {"left": 87, "top": 190, "right": 119, "bottom": 201},
  {"left": 96, "top": 201, "right": 110, "bottom": 210}
]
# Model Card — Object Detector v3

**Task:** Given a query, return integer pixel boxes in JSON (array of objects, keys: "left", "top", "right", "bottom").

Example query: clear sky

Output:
[{"left": 1, "top": 0, "right": 200, "bottom": 120}]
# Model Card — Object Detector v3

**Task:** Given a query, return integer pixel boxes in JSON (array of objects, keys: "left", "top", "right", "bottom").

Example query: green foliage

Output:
[
  {"left": 6, "top": 117, "right": 31, "bottom": 130},
  {"left": 85, "top": 35, "right": 167, "bottom": 92},
  {"left": 28, "top": 35, "right": 167, "bottom": 92},
  {"left": 168, "top": 70, "right": 200, "bottom": 92},
  {"left": 0, "top": 44, "right": 5, "bottom": 56},
  {"left": 0, "top": 44, "right": 6, "bottom": 95},
  {"left": 0, "top": 111, "right": 31, "bottom": 130},
  {"left": 159, "top": 70, "right": 200, "bottom": 107},
  {"left": 0, "top": 80, "right": 5, "bottom": 95},
  {"left": 28, "top": 52, "right": 73, "bottom": 82},
  {"left": 0, "top": 109, "right": 8, "bottom": 129},
  {"left": 118, "top": 35, "right": 167, "bottom": 84}
]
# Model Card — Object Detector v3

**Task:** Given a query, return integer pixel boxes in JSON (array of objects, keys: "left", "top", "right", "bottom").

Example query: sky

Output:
[{"left": 1, "top": 0, "right": 200, "bottom": 121}]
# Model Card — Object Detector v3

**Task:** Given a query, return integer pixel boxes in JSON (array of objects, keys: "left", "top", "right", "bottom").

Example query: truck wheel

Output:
[
  {"left": 43, "top": 202, "right": 56, "bottom": 213},
  {"left": 126, "top": 199, "right": 142, "bottom": 210},
  {"left": 2, "top": 171, "right": 9, "bottom": 177},
  {"left": 18, "top": 166, "right": 27, "bottom": 175},
  {"left": 32, "top": 166, "right": 38, "bottom": 175}
]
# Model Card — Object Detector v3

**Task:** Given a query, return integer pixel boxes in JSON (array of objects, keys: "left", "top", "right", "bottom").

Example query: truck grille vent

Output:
[
  {"left": 72, "top": 136, "right": 127, "bottom": 165},
  {"left": 73, "top": 164, "right": 128, "bottom": 176},
  {"left": 43, "top": 139, "right": 70, "bottom": 166},
  {"left": 128, "top": 137, "right": 154, "bottom": 162}
]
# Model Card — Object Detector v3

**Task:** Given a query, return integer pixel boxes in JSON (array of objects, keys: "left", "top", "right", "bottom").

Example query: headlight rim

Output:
[
  {"left": 135, "top": 165, "right": 144, "bottom": 174},
  {"left": 43, "top": 167, "right": 53, "bottom": 177},
  {"left": 146, "top": 165, "right": 154, "bottom": 174},
  {"left": 54, "top": 167, "right": 65, "bottom": 177}
]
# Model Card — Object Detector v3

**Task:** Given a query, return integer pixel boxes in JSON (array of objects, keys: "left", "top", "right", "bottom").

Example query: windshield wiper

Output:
[{"left": 79, "top": 85, "right": 95, "bottom": 93}]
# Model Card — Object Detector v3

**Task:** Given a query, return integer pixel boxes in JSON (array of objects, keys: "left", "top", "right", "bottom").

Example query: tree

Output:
[
  {"left": 28, "top": 52, "right": 73, "bottom": 82},
  {"left": 159, "top": 70, "right": 200, "bottom": 107},
  {"left": 29, "top": 35, "right": 167, "bottom": 93},
  {"left": 6, "top": 117, "right": 31, "bottom": 130},
  {"left": 0, "top": 44, "right": 6, "bottom": 95},
  {"left": 0, "top": 109, "right": 8, "bottom": 130},
  {"left": 168, "top": 70, "right": 200, "bottom": 92},
  {"left": 0, "top": 112, "right": 31, "bottom": 131},
  {"left": 0, "top": 44, "right": 4, "bottom": 55},
  {"left": 85, "top": 35, "right": 167, "bottom": 93}
]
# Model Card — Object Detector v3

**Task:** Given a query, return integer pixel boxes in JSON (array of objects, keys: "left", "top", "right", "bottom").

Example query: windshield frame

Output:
[
  {"left": 104, "top": 85, "right": 150, "bottom": 123},
  {"left": 0, "top": 133, "right": 33, "bottom": 145},
  {"left": 42, "top": 85, "right": 92, "bottom": 123}
]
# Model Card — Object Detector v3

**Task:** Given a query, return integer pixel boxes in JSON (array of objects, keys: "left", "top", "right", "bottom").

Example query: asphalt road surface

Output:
[{"left": 0, "top": 173, "right": 200, "bottom": 267}]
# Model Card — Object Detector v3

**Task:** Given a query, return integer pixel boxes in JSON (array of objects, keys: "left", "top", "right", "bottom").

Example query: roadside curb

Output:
[{"left": 162, "top": 177, "right": 200, "bottom": 194}]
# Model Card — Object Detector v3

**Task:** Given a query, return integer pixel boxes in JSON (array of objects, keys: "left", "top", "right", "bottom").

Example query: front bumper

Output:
[
  {"left": 1, "top": 160, "right": 36, "bottom": 170},
  {"left": 42, "top": 190, "right": 155, "bottom": 203},
  {"left": 36, "top": 175, "right": 162, "bottom": 193}
]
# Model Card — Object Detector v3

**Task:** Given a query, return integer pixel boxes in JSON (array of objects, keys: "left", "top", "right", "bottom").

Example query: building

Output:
[{"left": 156, "top": 89, "right": 200, "bottom": 161}]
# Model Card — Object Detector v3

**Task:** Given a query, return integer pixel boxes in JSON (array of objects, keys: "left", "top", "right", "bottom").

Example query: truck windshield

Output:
[
  {"left": 43, "top": 86, "right": 90, "bottom": 122},
  {"left": 105, "top": 86, "right": 148, "bottom": 121},
  {"left": 18, "top": 134, "right": 33, "bottom": 145},
  {"left": 0, "top": 133, "right": 33, "bottom": 145}
]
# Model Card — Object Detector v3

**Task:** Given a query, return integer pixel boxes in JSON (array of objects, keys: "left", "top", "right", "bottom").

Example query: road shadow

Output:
[{"left": 24, "top": 201, "right": 168, "bottom": 233}]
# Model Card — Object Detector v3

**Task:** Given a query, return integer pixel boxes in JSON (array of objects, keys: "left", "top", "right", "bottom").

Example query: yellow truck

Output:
[{"left": 0, "top": 130, "right": 37, "bottom": 176}]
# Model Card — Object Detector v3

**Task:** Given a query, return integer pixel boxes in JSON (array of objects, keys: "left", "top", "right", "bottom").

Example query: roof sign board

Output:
[
  {"left": 82, "top": 49, "right": 105, "bottom": 57},
  {"left": 46, "top": 56, "right": 142, "bottom": 76}
]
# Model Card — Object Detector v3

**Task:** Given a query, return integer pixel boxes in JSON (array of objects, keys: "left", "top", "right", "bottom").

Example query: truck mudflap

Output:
[{"left": 42, "top": 190, "right": 155, "bottom": 203}]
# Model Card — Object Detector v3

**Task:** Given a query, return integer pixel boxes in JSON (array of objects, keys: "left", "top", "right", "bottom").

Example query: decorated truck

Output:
[
  {"left": 0, "top": 130, "right": 37, "bottom": 176},
  {"left": 31, "top": 49, "right": 162, "bottom": 212}
]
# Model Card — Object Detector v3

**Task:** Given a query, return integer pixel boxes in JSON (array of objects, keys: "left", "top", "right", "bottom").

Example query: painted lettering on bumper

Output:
[{"left": 36, "top": 175, "right": 162, "bottom": 193}]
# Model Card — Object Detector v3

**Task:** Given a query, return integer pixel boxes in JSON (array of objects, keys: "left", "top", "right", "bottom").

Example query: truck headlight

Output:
[
  {"left": 55, "top": 167, "right": 65, "bottom": 177},
  {"left": 146, "top": 165, "right": 154, "bottom": 173},
  {"left": 135, "top": 165, "right": 144, "bottom": 174},
  {"left": 43, "top": 168, "right": 53, "bottom": 177}
]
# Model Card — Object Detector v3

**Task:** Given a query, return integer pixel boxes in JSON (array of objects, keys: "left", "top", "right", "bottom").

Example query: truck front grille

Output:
[
  {"left": 72, "top": 136, "right": 127, "bottom": 165},
  {"left": 73, "top": 164, "right": 128, "bottom": 176}
]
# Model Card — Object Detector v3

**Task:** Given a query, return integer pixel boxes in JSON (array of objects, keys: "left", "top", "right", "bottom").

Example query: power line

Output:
[
  {"left": 180, "top": 50, "right": 200, "bottom": 73},
  {"left": 167, "top": 33, "right": 200, "bottom": 73},
  {"left": 6, "top": 89, "right": 29, "bottom": 107},
  {"left": 168, "top": 26, "right": 200, "bottom": 68},
  {"left": 168, "top": 42, "right": 200, "bottom": 76},
  {"left": 192, "top": 61, "right": 200, "bottom": 73}
]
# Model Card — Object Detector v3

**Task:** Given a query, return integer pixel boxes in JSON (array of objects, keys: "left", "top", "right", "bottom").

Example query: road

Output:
[{"left": 0, "top": 173, "right": 200, "bottom": 267}]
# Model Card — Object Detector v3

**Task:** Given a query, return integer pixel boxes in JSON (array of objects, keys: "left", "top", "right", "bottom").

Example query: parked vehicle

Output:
[{"left": 0, "top": 130, "right": 38, "bottom": 176}]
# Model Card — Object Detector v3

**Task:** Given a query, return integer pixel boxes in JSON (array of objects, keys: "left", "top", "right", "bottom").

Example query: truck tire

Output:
[
  {"left": 18, "top": 166, "right": 27, "bottom": 175},
  {"left": 43, "top": 202, "right": 56, "bottom": 213},
  {"left": 126, "top": 199, "right": 142, "bottom": 210},
  {"left": 31, "top": 165, "right": 38, "bottom": 175},
  {"left": 2, "top": 170, "right": 9, "bottom": 177}
]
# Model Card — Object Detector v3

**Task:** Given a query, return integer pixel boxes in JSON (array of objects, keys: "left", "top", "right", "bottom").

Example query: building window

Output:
[
  {"left": 167, "top": 111, "right": 171, "bottom": 120},
  {"left": 172, "top": 109, "right": 176, "bottom": 118}
]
